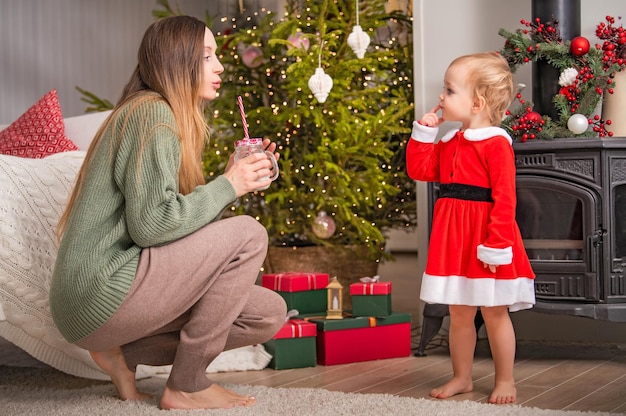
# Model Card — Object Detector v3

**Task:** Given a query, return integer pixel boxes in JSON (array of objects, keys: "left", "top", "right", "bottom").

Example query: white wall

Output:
[
  {"left": 413, "top": 0, "right": 626, "bottom": 343},
  {"left": 413, "top": 0, "right": 625, "bottom": 130},
  {"left": 0, "top": 0, "right": 282, "bottom": 123}
]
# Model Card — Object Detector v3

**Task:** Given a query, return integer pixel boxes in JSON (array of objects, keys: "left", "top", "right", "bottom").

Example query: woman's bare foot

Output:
[
  {"left": 488, "top": 381, "right": 516, "bottom": 404},
  {"left": 429, "top": 376, "right": 473, "bottom": 399},
  {"left": 89, "top": 349, "right": 152, "bottom": 401},
  {"left": 160, "top": 383, "right": 256, "bottom": 410}
]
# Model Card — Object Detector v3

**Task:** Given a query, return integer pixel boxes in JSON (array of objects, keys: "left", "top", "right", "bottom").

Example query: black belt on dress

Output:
[{"left": 438, "top": 183, "right": 493, "bottom": 202}]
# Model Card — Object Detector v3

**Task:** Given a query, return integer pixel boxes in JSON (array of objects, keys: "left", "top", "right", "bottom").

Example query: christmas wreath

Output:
[{"left": 498, "top": 16, "right": 625, "bottom": 141}]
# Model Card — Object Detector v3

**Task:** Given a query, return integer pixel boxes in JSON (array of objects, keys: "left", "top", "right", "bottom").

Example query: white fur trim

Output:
[
  {"left": 420, "top": 273, "right": 536, "bottom": 312},
  {"left": 411, "top": 121, "right": 439, "bottom": 143},
  {"left": 463, "top": 127, "right": 512, "bottom": 144},
  {"left": 439, "top": 127, "right": 512, "bottom": 143},
  {"left": 477, "top": 244, "right": 513, "bottom": 265},
  {"left": 439, "top": 129, "right": 460, "bottom": 142}
]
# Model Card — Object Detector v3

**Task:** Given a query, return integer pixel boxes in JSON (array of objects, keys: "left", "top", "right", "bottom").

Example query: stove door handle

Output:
[{"left": 587, "top": 229, "right": 605, "bottom": 273}]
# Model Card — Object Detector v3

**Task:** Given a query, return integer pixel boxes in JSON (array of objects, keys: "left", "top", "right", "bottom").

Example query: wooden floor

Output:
[
  {"left": 208, "top": 330, "right": 626, "bottom": 414},
  {"left": 206, "top": 252, "right": 626, "bottom": 414}
]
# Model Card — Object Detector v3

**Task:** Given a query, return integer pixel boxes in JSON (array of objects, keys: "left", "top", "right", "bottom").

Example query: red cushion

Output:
[{"left": 0, "top": 90, "right": 78, "bottom": 158}]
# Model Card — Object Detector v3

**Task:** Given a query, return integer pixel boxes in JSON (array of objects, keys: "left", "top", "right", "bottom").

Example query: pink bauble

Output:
[
  {"left": 312, "top": 211, "right": 336, "bottom": 239},
  {"left": 287, "top": 32, "right": 310, "bottom": 50},
  {"left": 242, "top": 46, "right": 264, "bottom": 68}
]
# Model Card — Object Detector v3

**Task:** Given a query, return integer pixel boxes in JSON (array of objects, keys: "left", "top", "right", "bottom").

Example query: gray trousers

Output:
[{"left": 76, "top": 215, "right": 287, "bottom": 392}]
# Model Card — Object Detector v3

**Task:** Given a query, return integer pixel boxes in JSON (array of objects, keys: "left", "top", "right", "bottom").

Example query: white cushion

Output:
[{"left": 64, "top": 110, "right": 112, "bottom": 150}]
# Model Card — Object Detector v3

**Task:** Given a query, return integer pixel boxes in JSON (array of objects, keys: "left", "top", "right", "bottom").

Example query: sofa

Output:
[{"left": 0, "top": 90, "right": 270, "bottom": 379}]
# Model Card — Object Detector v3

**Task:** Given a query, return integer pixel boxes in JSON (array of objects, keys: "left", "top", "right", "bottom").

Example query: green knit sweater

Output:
[{"left": 50, "top": 95, "right": 237, "bottom": 343}]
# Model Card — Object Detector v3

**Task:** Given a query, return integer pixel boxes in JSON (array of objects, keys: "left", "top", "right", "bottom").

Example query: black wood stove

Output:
[
  {"left": 416, "top": 137, "right": 626, "bottom": 356},
  {"left": 512, "top": 137, "right": 626, "bottom": 322}
]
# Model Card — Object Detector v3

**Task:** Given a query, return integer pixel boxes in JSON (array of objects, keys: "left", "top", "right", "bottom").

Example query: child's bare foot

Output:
[
  {"left": 488, "top": 381, "right": 516, "bottom": 404},
  {"left": 160, "top": 383, "right": 256, "bottom": 410},
  {"left": 429, "top": 376, "right": 473, "bottom": 399},
  {"left": 89, "top": 349, "right": 152, "bottom": 401}
]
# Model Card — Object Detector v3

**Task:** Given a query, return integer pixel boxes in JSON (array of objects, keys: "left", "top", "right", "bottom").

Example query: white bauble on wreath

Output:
[{"left": 567, "top": 114, "right": 589, "bottom": 135}]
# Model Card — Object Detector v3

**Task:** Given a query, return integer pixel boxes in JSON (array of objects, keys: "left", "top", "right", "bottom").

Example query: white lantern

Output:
[
  {"left": 326, "top": 276, "right": 344, "bottom": 320},
  {"left": 348, "top": 25, "right": 371, "bottom": 59},
  {"left": 308, "top": 67, "right": 333, "bottom": 103}
]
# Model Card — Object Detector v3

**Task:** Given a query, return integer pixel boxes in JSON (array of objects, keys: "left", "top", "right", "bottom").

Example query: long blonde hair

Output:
[
  {"left": 57, "top": 16, "right": 209, "bottom": 238},
  {"left": 449, "top": 52, "right": 514, "bottom": 125}
]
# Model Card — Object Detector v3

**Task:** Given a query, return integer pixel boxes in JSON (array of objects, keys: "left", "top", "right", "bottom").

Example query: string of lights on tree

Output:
[{"left": 499, "top": 16, "right": 625, "bottom": 142}]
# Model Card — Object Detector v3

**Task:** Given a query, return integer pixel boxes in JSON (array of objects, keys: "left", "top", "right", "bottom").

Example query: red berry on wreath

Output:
[{"left": 570, "top": 36, "right": 590, "bottom": 56}]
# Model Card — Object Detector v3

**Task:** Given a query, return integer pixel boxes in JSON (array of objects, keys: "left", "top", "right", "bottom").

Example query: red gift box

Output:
[
  {"left": 349, "top": 281, "right": 392, "bottom": 295},
  {"left": 272, "top": 319, "right": 317, "bottom": 339},
  {"left": 350, "top": 281, "right": 393, "bottom": 317},
  {"left": 310, "top": 313, "right": 411, "bottom": 365},
  {"left": 262, "top": 272, "right": 330, "bottom": 292}
]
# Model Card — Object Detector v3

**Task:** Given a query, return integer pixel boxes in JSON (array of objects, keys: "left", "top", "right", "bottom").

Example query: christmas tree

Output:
[
  {"left": 80, "top": 0, "right": 417, "bottom": 262},
  {"left": 205, "top": 0, "right": 416, "bottom": 261}
]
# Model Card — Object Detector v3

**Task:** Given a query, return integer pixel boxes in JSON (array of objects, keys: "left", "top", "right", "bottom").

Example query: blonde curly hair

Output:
[{"left": 449, "top": 52, "right": 514, "bottom": 125}]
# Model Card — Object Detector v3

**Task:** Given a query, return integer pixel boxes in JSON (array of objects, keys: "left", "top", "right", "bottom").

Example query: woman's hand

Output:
[
  {"left": 223, "top": 152, "right": 275, "bottom": 197},
  {"left": 262, "top": 138, "right": 280, "bottom": 162},
  {"left": 419, "top": 105, "right": 444, "bottom": 127}
]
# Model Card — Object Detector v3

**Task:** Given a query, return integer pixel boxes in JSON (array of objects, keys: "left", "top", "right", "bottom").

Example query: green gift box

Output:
[
  {"left": 351, "top": 295, "right": 392, "bottom": 317},
  {"left": 349, "top": 281, "right": 392, "bottom": 317},
  {"left": 262, "top": 273, "right": 329, "bottom": 314},
  {"left": 263, "top": 319, "right": 317, "bottom": 370},
  {"left": 275, "top": 290, "right": 327, "bottom": 314}
]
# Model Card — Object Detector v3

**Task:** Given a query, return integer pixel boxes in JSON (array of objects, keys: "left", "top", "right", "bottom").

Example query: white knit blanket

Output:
[{"left": 0, "top": 151, "right": 270, "bottom": 380}]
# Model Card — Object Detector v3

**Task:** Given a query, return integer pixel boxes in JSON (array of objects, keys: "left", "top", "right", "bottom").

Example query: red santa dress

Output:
[{"left": 406, "top": 122, "right": 535, "bottom": 312}]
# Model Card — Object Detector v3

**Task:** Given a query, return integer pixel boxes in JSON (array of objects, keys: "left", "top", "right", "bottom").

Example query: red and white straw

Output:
[{"left": 237, "top": 96, "right": 249, "bottom": 139}]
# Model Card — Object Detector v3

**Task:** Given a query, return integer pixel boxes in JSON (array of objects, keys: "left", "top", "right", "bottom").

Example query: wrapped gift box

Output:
[
  {"left": 310, "top": 313, "right": 411, "bottom": 365},
  {"left": 263, "top": 319, "right": 317, "bottom": 370},
  {"left": 261, "top": 273, "right": 329, "bottom": 314},
  {"left": 349, "top": 281, "right": 392, "bottom": 317}
]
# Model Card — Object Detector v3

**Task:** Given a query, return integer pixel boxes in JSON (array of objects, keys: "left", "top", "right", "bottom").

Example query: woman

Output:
[{"left": 50, "top": 15, "right": 286, "bottom": 410}]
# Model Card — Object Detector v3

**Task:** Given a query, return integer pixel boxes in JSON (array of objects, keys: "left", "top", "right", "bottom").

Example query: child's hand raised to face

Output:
[{"left": 419, "top": 105, "right": 444, "bottom": 127}]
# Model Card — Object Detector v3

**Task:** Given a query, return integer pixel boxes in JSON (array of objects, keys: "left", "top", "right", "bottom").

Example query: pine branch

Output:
[{"left": 75, "top": 86, "right": 113, "bottom": 112}]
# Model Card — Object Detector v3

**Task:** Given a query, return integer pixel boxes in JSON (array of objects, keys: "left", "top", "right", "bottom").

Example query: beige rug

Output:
[{"left": 0, "top": 366, "right": 614, "bottom": 416}]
